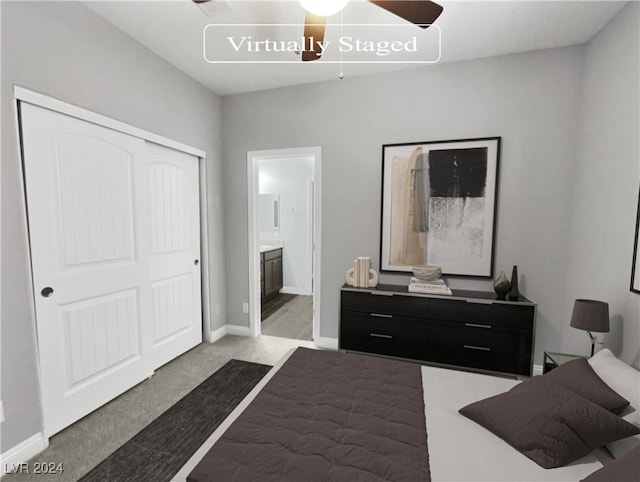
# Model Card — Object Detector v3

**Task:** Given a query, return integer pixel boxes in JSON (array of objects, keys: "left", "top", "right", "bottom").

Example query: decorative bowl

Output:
[{"left": 412, "top": 265, "right": 442, "bottom": 281}]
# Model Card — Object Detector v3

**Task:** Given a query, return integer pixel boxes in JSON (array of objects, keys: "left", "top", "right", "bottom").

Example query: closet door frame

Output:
[{"left": 13, "top": 85, "right": 214, "bottom": 433}]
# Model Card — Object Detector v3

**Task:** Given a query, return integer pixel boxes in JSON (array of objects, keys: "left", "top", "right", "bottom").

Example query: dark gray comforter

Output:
[{"left": 188, "top": 347, "right": 430, "bottom": 481}]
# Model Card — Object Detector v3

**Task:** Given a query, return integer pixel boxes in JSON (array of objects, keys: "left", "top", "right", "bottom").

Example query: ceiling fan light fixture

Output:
[
  {"left": 299, "top": 0, "right": 349, "bottom": 17},
  {"left": 192, "top": 0, "right": 233, "bottom": 17}
]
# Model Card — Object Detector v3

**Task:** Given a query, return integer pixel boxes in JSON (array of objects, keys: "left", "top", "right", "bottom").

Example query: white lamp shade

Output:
[{"left": 299, "top": 0, "right": 349, "bottom": 16}]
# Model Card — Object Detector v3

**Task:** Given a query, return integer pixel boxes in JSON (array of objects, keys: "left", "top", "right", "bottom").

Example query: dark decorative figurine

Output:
[
  {"left": 508, "top": 265, "right": 520, "bottom": 301},
  {"left": 493, "top": 271, "right": 511, "bottom": 300}
]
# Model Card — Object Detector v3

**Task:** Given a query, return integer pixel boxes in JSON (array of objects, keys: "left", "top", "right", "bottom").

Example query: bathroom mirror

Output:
[{"left": 259, "top": 193, "right": 280, "bottom": 231}]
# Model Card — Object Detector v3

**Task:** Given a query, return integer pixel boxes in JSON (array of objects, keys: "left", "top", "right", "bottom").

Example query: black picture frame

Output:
[
  {"left": 631, "top": 186, "right": 640, "bottom": 294},
  {"left": 380, "top": 137, "right": 501, "bottom": 277}
]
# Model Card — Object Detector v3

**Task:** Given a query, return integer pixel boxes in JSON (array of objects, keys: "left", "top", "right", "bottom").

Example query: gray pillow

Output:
[
  {"left": 542, "top": 358, "right": 629, "bottom": 414},
  {"left": 459, "top": 377, "right": 640, "bottom": 469}
]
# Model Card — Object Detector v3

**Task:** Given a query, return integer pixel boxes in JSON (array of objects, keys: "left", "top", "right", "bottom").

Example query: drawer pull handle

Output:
[
  {"left": 371, "top": 292, "right": 394, "bottom": 297},
  {"left": 370, "top": 333, "right": 393, "bottom": 339},
  {"left": 370, "top": 313, "right": 393, "bottom": 318},
  {"left": 465, "top": 323, "right": 492, "bottom": 329},
  {"left": 464, "top": 344, "right": 491, "bottom": 351},
  {"left": 465, "top": 299, "right": 495, "bottom": 305}
]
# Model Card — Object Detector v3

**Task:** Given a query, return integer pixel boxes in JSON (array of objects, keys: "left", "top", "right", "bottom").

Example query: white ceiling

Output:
[{"left": 82, "top": 0, "right": 627, "bottom": 96}]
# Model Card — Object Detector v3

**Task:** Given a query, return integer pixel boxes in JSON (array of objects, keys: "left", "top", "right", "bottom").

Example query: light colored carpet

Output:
[{"left": 2, "top": 335, "right": 314, "bottom": 482}]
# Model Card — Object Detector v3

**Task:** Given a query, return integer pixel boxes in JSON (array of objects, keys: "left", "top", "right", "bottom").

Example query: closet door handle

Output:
[{"left": 41, "top": 287, "right": 54, "bottom": 298}]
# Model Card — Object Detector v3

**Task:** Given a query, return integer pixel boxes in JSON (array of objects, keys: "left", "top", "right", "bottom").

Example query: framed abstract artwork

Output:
[
  {"left": 380, "top": 137, "right": 501, "bottom": 277},
  {"left": 631, "top": 186, "right": 640, "bottom": 294}
]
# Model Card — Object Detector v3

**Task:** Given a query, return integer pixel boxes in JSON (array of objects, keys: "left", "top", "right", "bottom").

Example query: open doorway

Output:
[{"left": 247, "top": 147, "right": 322, "bottom": 343}]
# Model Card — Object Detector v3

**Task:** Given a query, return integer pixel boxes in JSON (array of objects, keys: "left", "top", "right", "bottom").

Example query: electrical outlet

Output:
[{"left": 242, "top": 302, "right": 249, "bottom": 314}]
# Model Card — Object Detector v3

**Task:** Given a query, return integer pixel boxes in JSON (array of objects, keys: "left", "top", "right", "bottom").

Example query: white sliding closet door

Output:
[
  {"left": 147, "top": 143, "right": 202, "bottom": 369},
  {"left": 20, "top": 103, "right": 202, "bottom": 437}
]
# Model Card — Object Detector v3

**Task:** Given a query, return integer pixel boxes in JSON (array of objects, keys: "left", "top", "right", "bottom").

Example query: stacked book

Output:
[{"left": 408, "top": 277, "right": 452, "bottom": 295}]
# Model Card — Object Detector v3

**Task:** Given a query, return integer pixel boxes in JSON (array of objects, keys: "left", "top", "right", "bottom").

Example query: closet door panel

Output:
[
  {"left": 147, "top": 142, "right": 202, "bottom": 369},
  {"left": 20, "top": 104, "right": 203, "bottom": 437},
  {"left": 21, "top": 102, "right": 153, "bottom": 436}
]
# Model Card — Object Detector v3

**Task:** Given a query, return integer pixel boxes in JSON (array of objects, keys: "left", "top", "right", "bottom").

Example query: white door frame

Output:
[
  {"left": 13, "top": 86, "right": 214, "bottom": 378},
  {"left": 247, "top": 147, "right": 322, "bottom": 341}
]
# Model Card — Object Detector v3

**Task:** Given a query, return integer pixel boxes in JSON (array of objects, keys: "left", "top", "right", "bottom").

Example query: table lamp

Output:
[{"left": 569, "top": 299, "right": 610, "bottom": 356}]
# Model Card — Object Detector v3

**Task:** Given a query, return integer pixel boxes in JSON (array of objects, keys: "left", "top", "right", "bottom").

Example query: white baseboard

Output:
[
  {"left": 206, "top": 325, "right": 228, "bottom": 343},
  {"left": 225, "top": 325, "right": 252, "bottom": 337},
  {"left": 205, "top": 324, "right": 253, "bottom": 343},
  {"left": 532, "top": 364, "right": 543, "bottom": 376},
  {"left": 314, "top": 337, "right": 338, "bottom": 351},
  {"left": 1, "top": 432, "right": 49, "bottom": 475}
]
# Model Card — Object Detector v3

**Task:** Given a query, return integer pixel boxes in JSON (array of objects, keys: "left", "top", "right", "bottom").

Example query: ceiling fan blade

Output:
[
  {"left": 302, "top": 12, "right": 327, "bottom": 61},
  {"left": 368, "top": 0, "right": 443, "bottom": 28}
]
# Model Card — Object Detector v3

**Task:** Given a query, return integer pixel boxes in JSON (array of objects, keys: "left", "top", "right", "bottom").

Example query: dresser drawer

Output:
[
  {"left": 339, "top": 285, "right": 536, "bottom": 377},
  {"left": 340, "top": 310, "right": 427, "bottom": 360},
  {"left": 429, "top": 298, "right": 534, "bottom": 330},
  {"left": 427, "top": 343, "right": 531, "bottom": 376},
  {"left": 341, "top": 291, "right": 429, "bottom": 318},
  {"left": 427, "top": 319, "right": 533, "bottom": 355}
]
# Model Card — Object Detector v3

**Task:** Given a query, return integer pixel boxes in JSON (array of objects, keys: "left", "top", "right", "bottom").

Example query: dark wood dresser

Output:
[{"left": 340, "top": 284, "right": 536, "bottom": 377}]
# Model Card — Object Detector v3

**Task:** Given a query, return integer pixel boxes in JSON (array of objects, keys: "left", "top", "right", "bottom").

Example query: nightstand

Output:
[{"left": 543, "top": 351, "right": 588, "bottom": 374}]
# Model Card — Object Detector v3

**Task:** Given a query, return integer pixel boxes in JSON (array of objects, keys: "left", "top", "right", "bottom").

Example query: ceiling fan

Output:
[
  {"left": 193, "top": 0, "right": 443, "bottom": 62},
  {"left": 298, "top": 0, "right": 443, "bottom": 61}
]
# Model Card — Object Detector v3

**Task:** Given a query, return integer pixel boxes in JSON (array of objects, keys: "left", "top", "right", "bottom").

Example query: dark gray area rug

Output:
[{"left": 80, "top": 360, "right": 271, "bottom": 482}]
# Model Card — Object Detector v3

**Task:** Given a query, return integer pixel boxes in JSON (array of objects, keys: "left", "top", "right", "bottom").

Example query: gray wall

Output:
[
  {"left": 222, "top": 3, "right": 639, "bottom": 367},
  {"left": 222, "top": 46, "right": 587, "bottom": 359},
  {"left": 562, "top": 2, "right": 640, "bottom": 365},
  {"left": 0, "top": 1, "right": 224, "bottom": 452}
]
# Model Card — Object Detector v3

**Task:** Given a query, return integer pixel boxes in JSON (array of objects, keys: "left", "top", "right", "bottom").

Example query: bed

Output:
[{"left": 173, "top": 347, "right": 640, "bottom": 482}]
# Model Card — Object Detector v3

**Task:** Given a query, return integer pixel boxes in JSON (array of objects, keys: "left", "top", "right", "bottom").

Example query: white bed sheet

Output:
[
  {"left": 173, "top": 351, "right": 610, "bottom": 482},
  {"left": 423, "top": 365, "right": 609, "bottom": 481}
]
